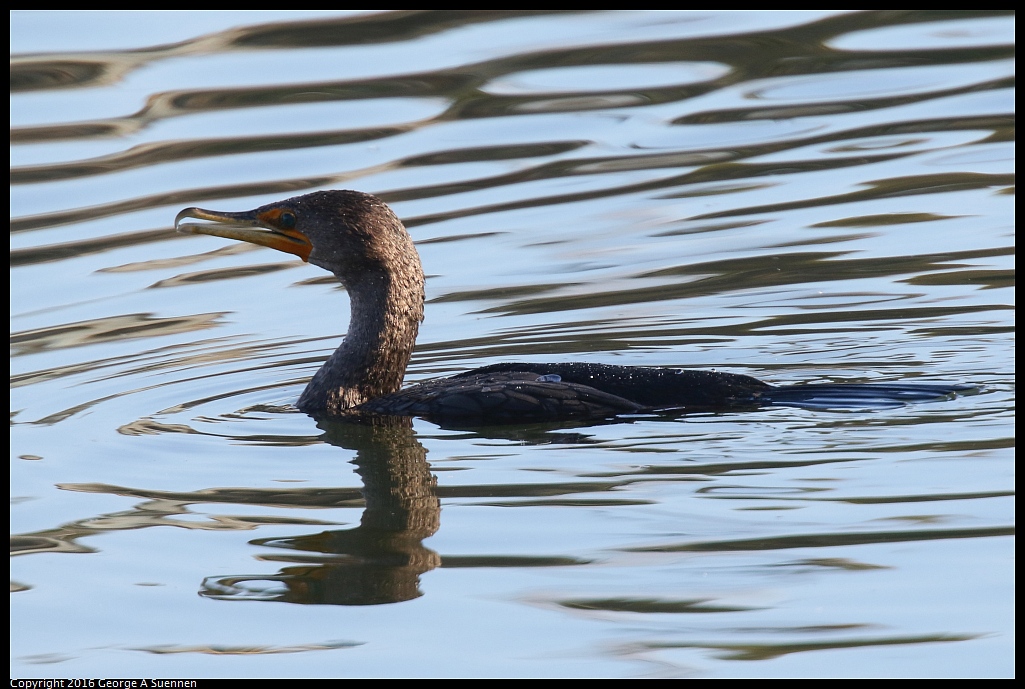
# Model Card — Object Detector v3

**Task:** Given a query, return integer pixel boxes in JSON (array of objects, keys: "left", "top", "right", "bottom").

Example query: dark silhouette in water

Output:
[
  {"left": 176, "top": 190, "right": 970, "bottom": 424},
  {"left": 201, "top": 416, "right": 442, "bottom": 606}
]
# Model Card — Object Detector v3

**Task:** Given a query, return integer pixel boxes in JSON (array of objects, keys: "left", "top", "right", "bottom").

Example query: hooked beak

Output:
[{"left": 175, "top": 206, "right": 312, "bottom": 262}]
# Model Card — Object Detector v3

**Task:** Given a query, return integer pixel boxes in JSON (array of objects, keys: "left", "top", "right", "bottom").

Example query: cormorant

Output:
[{"left": 175, "top": 190, "right": 969, "bottom": 423}]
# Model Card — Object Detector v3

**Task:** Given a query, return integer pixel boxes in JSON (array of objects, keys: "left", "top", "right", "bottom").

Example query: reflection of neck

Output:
[
  {"left": 335, "top": 416, "right": 441, "bottom": 606},
  {"left": 352, "top": 417, "right": 439, "bottom": 538},
  {"left": 298, "top": 258, "right": 424, "bottom": 415}
]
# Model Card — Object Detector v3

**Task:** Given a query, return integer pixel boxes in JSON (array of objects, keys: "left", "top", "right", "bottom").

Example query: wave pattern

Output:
[{"left": 10, "top": 11, "right": 1014, "bottom": 678}]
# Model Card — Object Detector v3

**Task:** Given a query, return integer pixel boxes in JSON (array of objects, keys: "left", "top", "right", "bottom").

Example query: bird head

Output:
[{"left": 175, "top": 190, "right": 417, "bottom": 287}]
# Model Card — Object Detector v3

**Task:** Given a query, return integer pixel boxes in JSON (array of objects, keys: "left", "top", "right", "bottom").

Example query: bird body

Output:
[
  {"left": 175, "top": 190, "right": 970, "bottom": 424},
  {"left": 359, "top": 363, "right": 770, "bottom": 422}
]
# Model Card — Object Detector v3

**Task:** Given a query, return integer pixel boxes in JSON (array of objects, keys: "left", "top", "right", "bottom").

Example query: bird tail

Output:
[{"left": 761, "top": 383, "right": 976, "bottom": 410}]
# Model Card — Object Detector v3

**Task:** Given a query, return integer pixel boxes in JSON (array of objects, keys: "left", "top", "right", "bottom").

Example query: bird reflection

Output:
[{"left": 201, "top": 415, "right": 440, "bottom": 606}]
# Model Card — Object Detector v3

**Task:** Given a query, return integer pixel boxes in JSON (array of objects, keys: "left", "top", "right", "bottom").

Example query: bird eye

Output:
[{"left": 279, "top": 212, "right": 296, "bottom": 229}]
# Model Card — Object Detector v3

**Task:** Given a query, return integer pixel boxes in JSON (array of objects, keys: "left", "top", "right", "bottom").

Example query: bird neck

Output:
[{"left": 298, "top": 263, "right": 424, "bottom": 415}]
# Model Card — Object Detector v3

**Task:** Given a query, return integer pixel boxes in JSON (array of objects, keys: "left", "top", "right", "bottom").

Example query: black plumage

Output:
[{"left": 175, "top": 190, "right": 971, "bottom": 424}]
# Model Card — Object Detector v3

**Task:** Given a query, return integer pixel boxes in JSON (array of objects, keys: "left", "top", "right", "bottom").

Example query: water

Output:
[{"left": 10, "top": 11, "right": 1014, "bottom": 678}]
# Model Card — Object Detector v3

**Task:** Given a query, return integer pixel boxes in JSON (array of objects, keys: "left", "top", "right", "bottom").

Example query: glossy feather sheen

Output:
[{"left": 177, "top": 190, "right": 971, "bottom": 423}]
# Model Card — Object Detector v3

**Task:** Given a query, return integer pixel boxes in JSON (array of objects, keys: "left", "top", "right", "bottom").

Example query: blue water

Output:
[{"left": 10, "top": 11, "right": 1014, "bottom": 677}]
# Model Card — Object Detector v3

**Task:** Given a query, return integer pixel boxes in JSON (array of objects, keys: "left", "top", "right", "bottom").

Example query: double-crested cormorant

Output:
[{"left": 175, "top": 190, "right": 969, "bottom": 423}]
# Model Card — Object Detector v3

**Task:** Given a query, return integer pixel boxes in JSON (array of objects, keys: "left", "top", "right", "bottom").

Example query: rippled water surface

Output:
[{"left": 10, "top": 11, "right": 1014, "bottom": 678}]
